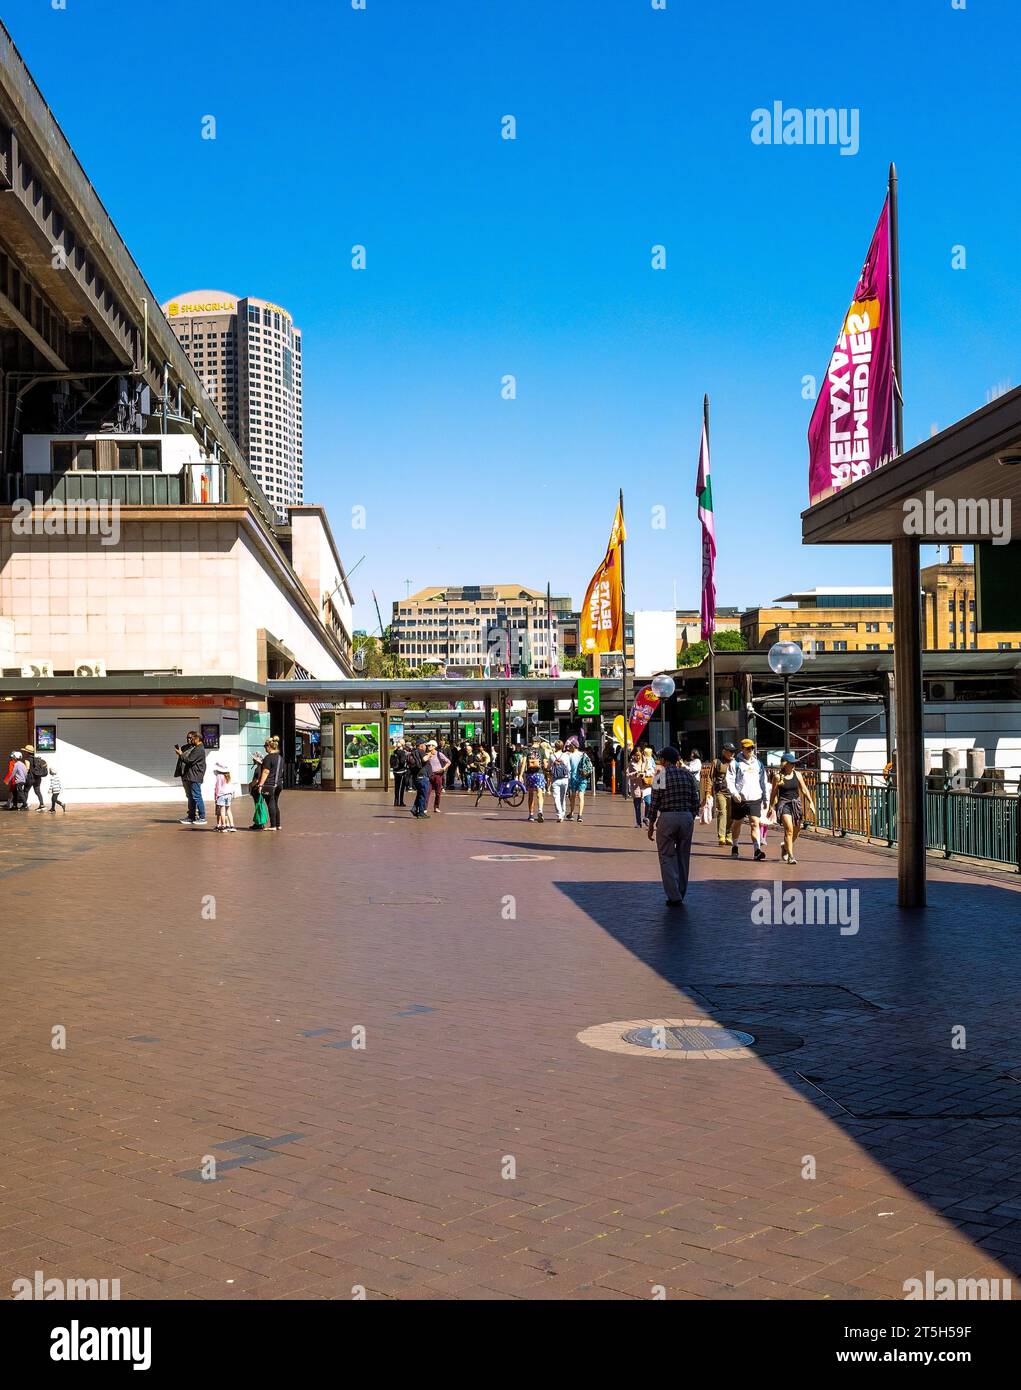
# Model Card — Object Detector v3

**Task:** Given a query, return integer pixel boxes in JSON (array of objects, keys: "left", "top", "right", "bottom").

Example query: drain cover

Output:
[
  {"left": 622, "top": 1024, "right": 755, "bottom": 1052},
  {"left": 577, "top": 1018, "right": 758, "bottom": 1059},
  {"left": 471, "top": 853, "right": 554, "bottom": 862}
]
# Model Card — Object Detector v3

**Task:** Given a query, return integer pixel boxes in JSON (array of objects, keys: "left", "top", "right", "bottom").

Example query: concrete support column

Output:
[{"left": 892, "top": 537, "right": 926, "bottom": 907}]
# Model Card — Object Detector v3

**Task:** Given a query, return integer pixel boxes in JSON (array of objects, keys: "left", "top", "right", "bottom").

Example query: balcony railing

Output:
[{"left": 3, "top": 465, "right": 227, "bottom": 507}]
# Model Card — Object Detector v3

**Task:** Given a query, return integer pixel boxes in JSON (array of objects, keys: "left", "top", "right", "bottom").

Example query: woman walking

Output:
[
  {"left": 769, "top": 752, "right": 816, "bottom": 866},
  {"left": 625, "top": 748, "right": 645, "bottom": 828},
  {"left": 566, "top": 739, "right": 594, "bottom": 824},
  {"left": 548, "top": 740, "right": 571, "bottom": 822}
]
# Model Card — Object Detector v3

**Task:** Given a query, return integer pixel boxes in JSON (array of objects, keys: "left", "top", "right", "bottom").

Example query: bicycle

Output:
[{"left": 472, "top": 769, "right": 525, "bottom": 808}]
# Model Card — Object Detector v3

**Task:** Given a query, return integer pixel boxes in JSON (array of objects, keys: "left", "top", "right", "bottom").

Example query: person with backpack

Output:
[
  {"left": 389, "top": 739, "right": 411, "bottom": 807},
  {"left": 22, "top": 743, "right": 46, "bottom": 810},
  {"left": 518, "top": 737, "right": 549, "bottom": 823},
  {"left": 407, "top": 740, "right": 431, "bottom": 818},
  {"left": 707, "top": 742, "right": 736, "bottom": 847},
  {"left": 548, "top": 739, "right": 571, "bottom": 822},
  {"left": 565, "top": 738, "right": 594, "bottom": 824},
  {"left": 726, "top": 737, "right": 770, "bottom": 861},
  {"left": 29, "top": 746, "right": 50, "bottom": 809}
]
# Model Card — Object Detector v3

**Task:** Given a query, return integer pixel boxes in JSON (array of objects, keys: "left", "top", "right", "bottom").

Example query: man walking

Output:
[
  {"left": 647, "top": 746, "right": 700, "bottom": 907},
  {"left": 707, "top": 741, "right": 736, "bottom": 847},
  {"left": 407, "top": 741, "right": 431, "bottom": 818},
  {"left": 726, "top": 737, "right": 769, "bottom": 861},
  {"left": 174, "top": 731, "right": 208, "bottom": 826}
]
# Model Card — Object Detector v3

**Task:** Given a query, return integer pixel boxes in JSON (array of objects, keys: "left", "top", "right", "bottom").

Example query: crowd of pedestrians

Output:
[
  {"left": 2, "top": 745, "right": 64, "bottom": 813},
  {"left": 174, "top": 730, "right": 284, "bottom": 833}
]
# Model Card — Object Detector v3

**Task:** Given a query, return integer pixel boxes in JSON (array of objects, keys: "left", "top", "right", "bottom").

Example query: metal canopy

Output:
[
  {"left": 801, "top": 384, "right": 1021, "bottom": 545},
  {"left": 266, "top": 676, "right": 622, "bottom": 702}
]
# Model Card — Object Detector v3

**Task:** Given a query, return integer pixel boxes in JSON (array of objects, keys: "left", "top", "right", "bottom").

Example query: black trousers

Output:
[
  {"left": 393, "top": 770, "right": 408, "bottom": 806},
  {"left": 265, "top": 786, "right": 282, "bottom": 829}
]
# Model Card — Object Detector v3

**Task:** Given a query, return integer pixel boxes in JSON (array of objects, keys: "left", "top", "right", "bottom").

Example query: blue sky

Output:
[{"left": 5, "top": 0, "right": 1019, "bottom": 629}]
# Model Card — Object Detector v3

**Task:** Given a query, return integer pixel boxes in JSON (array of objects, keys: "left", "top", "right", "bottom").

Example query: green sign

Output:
[
  {"left": 465, "top": 723, "right": 476, "bottom": 738},
  {"left": 577, "top": 678, "right": 600, "bottom": 717}
]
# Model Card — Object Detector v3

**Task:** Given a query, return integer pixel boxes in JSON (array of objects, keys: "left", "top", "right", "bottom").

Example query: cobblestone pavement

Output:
[{"left": 1, "top": 786, "right": 1019, "bottom": 1300}]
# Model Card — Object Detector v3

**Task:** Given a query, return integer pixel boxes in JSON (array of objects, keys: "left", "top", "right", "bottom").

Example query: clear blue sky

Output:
[{"left": 5, "top": 0, "right": 1017, "bottom": 630}]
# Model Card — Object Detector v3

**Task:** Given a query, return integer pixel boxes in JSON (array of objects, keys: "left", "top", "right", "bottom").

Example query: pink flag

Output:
[
  {"left": 695, "top": 416, "right": 716, "bottom": 641},
  {"left": 808, "top": 196, "right": 895, "bottom": 505}
]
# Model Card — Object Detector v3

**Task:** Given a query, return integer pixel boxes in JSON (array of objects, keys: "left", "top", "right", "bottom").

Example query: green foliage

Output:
[{"left": 676, "top": 629, "right": 747, "bottom": 668}]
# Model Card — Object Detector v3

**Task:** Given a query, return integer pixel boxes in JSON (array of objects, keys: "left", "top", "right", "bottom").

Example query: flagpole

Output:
[
  {"left": 618, "top": 486, "right": 629, "bottom": 777},
  {"left": 889, "top": 162, "right": 904, "bottom": 455},
  {"left": 704, "top": 393, "right": 716, "bottom": 763},
  {"left": 888, "top": 160, "right": 923, "bottom": 906}
]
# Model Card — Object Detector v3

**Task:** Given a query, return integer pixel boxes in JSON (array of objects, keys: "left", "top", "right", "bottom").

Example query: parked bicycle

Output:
[{"left": 472, "top": 769, "right": 525, "bottom": 808}]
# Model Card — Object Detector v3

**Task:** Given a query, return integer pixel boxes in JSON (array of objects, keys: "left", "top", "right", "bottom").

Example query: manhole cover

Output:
[
  {"left": 577, "top": 1018, "right": 757, "bottom": 1060},
  {"left": 471, "top": 854, "right": 555, "bottom": 862},
  {"left": 622, "top": 1024, "right": 755, "bottom": 1052}
]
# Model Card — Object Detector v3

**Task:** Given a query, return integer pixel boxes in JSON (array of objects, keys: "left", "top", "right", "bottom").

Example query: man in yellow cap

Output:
[{"left": 725, "top": 737, "right": 770, "bottom": 861}]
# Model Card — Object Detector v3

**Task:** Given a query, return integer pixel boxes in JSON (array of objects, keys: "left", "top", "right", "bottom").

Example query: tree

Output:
[
  {"left": 560, "top": 655, "right": 589, "bottom": 672},
  {"left": 676, "top": 629, "right": 747, "bottom": 668}
]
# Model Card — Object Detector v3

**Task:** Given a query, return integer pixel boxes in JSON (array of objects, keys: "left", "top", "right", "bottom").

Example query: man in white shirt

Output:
[{"left": 725, "top": 737, "right": 769, "bottom": 861}]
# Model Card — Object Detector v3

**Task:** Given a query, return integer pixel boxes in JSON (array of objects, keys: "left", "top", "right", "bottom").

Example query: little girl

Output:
[
  {"left": 213, "top": 761, "right": 236, "bottom": 832},
  {"left": 48, "top": 765, "right": 67, "bottom": 813}
]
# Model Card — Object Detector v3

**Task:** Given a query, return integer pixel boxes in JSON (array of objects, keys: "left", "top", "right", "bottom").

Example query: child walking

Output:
[
  {"left": 48, "top": 765, "right": 67, "bottom": 812},
  {"left": 213, "top": 761, "right": 236, "bottom": 832}
]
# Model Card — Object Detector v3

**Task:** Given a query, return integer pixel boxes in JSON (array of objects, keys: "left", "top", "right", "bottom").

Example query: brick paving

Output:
[{"left": 1, "top": 784, "right": 1020, "bottom": 1301}]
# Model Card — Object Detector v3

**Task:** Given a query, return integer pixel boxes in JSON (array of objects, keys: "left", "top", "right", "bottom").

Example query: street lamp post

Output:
[{"left": 767, "top": 641, "right": 804, "bottom": 753}]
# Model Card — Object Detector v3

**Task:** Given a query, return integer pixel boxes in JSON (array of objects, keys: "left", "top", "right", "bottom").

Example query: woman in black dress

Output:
[{"left": 768, "top": 752, "right": 816, "bottom": 866}]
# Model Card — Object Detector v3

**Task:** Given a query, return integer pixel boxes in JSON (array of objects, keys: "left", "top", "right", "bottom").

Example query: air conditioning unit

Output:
[
  {"left": 930, "top": 680, "right": 955, "bottom": 701},
  {"left": 21, "top": 661, "right": 54, "bottom": 678},
  {"left": 74, "top": 659, "right": 107, "bottom": 677}
]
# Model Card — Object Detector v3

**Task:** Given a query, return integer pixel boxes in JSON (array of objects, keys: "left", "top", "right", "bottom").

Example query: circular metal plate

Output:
[
  {"left": 622, "top": 1024, "right": 755, "bottom": 1052},
  {"left": 471, "top": 854, "right": 555, "bottom": 862},
  {"left": 577, "top": 1018, "right": 757, "bottom": 1060}
]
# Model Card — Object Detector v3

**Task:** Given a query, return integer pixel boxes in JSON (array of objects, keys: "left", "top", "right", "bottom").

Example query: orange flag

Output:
[{"left": 580, "top": 501, "right": 626, "bottom": 657}]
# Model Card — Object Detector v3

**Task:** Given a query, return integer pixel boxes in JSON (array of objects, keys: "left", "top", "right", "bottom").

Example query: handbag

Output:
[{"left": 251, "top": 791, "right": 269, "bottom": 828}]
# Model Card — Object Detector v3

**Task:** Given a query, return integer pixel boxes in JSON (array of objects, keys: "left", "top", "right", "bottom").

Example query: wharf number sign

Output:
[{"left": 577, "top": 678, "right": 600, "bottom": 717}]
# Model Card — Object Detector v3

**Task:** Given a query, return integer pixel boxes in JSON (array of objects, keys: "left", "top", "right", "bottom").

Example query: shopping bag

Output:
[
  {"left": 252, "top": 792, "right": 269, "bottom": 828},
  {"left": 699, "top": 797, "right": 714, "bottom": 825}
]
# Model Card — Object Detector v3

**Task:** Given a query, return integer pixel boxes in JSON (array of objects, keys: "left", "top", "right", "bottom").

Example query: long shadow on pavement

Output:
[{"left": 556, "top": 867, "right": 1021, "bottom": 1278}]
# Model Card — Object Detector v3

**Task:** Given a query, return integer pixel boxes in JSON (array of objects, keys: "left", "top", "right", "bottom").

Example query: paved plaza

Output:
[{"left": 1, "top": 788, "right": 1020, "bottom": 1301}]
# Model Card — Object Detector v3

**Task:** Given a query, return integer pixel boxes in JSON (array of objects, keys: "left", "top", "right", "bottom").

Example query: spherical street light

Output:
[
  {"left": 650, "top": 673, "right": 676, "bottom": 700},
  {"left": 767, "top": 642, "right": 804, "bottom": 752},
  {"left": 767, "top": 641, "right": 804, "bottom": 676}
]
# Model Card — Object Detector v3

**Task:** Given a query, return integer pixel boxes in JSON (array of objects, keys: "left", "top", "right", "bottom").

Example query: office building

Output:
[
  {"left": 162, "top": 290, "right": 303, "bottom": 518},
  {"left": 392, "top": 586, "right": 572, "bottom": 675}
]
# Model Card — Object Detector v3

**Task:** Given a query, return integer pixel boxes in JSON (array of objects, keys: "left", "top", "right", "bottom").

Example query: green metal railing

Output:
[{"left": 803, "top": 771, "right": 1020, "bottom": 872}]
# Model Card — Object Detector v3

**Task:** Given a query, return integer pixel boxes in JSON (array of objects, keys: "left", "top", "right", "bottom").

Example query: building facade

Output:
[
  {"left": 742, "top": 588, "right": 896, "bottom": 654},
  {"left": 392, "top": 585, "right": 572, "bottom": 675},
  {"left": 743, "top": 555, "right": 1021, "bottom": 656},
  {"left": 921, "top": 545, "right": 1020, "bottom": 651},
  {"left": 162, "top": 290, "right": 304, "bottom": 519}
]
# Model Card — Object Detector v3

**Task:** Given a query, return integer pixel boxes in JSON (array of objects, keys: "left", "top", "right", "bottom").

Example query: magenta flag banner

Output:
[
  {"left": 695, "top": 415, "right": 716, "bottom": 641},
  {"left": 808, "top": 196, "right": 894, "bottom": 506}
]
